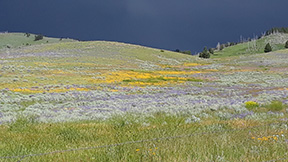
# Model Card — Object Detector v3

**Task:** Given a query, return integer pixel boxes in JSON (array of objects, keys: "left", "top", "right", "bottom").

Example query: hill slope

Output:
[
  {"left": 0, "top": 32, "right": 75, "bottom": 50},
  {"left": 0, "top": 32, "right": 288, "bottom": 123},
  {"left": 213, "top": 33, "right": 288, "bottom": 57},
  {"left": 1, "top": 32, "right": 288, "bottom": 161}
]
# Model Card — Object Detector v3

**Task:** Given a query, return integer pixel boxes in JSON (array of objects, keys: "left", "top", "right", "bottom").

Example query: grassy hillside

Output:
[
  {"left": 213, "top": 33, "right": 288, "bottom": 57},
  {"left": 0, "top": 32, "right": 75, "bottom": 50},
  {"left": 1, "top": 32, "right": 288, "bottom": 161}
]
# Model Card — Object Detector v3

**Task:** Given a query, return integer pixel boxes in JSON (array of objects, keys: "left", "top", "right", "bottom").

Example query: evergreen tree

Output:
[
  {"left": 199, "top": 47, "right": 210, "bottom": 58},
  {"left": 285, "top": 41, "right": 288, "bottom": 48},
  {"left": 34, "top": 34, "right": 44, "bottom": 41},
  {"left": 264, "top": 43, "right": 272, "bottom": 53},
  {"left": 209, "top": 48, "right": 214, "bottom": 54}
]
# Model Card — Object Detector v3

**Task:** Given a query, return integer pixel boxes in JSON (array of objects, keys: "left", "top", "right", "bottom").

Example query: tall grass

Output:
[{"left": 1, "top": 110, "right": 287, "bottom": 162}]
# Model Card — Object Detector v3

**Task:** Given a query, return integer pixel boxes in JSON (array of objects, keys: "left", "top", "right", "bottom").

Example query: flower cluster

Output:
[
  {"left": 245, "top": 101, "right": 259, "bottom": 110},
  {"left": 251, "top": 131, "right": 285, "bottom": 142}
]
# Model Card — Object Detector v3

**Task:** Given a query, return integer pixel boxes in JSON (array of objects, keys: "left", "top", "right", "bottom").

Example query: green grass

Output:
[
  {"left": 1, "top": 32, "right": 288, "bottom": 161},
  {"left": 266, "top": 101, "right": 285, "bottom": 112},
  {"left": 1, "top": 111, "right": 288, "bottom": 162},
  {"left": 212, "top": 33, "right": 288, "bottom": 58},
  {"left": 0, "top": 33, "right": 75, "bottom": 50}
]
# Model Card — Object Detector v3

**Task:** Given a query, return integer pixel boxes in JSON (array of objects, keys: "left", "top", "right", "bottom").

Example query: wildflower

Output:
[
  {"left": 136, "top": 149, "right": 140, "bottom": 152},
  {"left": 152, "top": 152, "right": 156, "bottom": 155},
  {"left": 251, "top": 137, "right": 255, "bottom": 139},
  {"left": 245, "top": 101, "right": 259, "bottom": 110}
]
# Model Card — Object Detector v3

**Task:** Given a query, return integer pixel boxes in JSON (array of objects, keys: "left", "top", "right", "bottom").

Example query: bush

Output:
[
  {"left": 181, "top": 50, "right": 191, "bottom": 55},
  {"left": 264, "top": 43, "right": 272, "bottom": 53},
  {"left": 174, "top": 49, "right": 191, "bottom": 55},
  {"left": 266, "top": 100, "right": 284, "bottom": 112},
  {"left": 24, "top": 33, "right": 30, "bottom": 37},
  {"left": 34, "top": 34, "right": 44, "bottom": 41},
  {"left": 285, "top": 40, "right": 288, "bottom": 48}
]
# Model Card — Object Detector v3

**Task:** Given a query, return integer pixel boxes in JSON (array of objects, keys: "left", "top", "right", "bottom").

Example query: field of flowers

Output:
[
  {"left": 1, "top": 39, "right": 288, "bottom": 123},
  {"left": 1, "top": 33, "right": 288, "bottom": 161}
]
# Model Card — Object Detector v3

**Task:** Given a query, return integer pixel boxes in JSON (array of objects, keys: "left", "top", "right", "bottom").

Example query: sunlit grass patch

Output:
[{"left": 1, "top": 113, "right": 288, "bottom": 161}]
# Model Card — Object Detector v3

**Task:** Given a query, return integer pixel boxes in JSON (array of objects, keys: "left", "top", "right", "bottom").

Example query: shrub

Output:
[
  {"left": 24, "top": 33, "right": 30, "bottom": 37},
  {"left": 181, "top": 50, "right": 191, "bottom": 55},
  {"left": 34, "top": 34, "right": 44, "bottom": 41},
  {"left": 285, "top": 40, "right": 288, "bottom": 48},
  {"left": 245, "top": 101, "right": 259, "bottom": 110},
  {"left": 266, "top": 100, "right": 284, "bottom": 112},
  {"left": 264, "top": 43, "right": 272, "bottom": 53}
]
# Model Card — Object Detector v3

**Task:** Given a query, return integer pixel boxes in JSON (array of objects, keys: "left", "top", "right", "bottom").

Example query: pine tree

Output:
[
  {"left": 264, "top": 43, "right": 272, "bottom": 53},
  {"left": 199, "top": 47, "right": 210, "bottom": 58},
  {"left": 285, "top": 41, "right": 288, "bottom": 48},
  {"left": 34, "top": 34, "right": 44, "bottom": 41},
  {"left": 209, "top": 48, "right": 214, "bottom": 54}
]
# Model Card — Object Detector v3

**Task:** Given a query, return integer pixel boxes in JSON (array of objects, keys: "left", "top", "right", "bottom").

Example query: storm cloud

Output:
[{"left": 1, "top": 0, "right": 288, "bottom": 52}]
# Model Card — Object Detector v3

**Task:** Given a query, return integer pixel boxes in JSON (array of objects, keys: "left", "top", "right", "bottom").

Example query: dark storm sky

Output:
[{"left": 1, "top": 0, "right": 288, "bottom": 53}]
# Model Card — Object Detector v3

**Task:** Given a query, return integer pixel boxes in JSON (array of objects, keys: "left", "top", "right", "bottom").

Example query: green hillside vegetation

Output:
[
  {"left": 2, "top": 38, "right": 198, "bottom": 69},
  {"left": 212, "top": 33, "right": 288, "bottom": 58},
  {"left": 0, "top": 32, "right": 75, "bottom": 50},
  {"left": 1, "top": 31, "right": 288, "bottom": 161}
]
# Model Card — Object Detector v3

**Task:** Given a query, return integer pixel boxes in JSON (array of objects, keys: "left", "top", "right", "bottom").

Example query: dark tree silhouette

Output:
[{"left": 264, "top": 43, "right": 272, "bottom": 53}]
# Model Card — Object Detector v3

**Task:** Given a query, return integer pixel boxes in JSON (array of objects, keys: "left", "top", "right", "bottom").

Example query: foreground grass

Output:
[{"left": 1, "top": 111, "right": 288, "bottom": 162}]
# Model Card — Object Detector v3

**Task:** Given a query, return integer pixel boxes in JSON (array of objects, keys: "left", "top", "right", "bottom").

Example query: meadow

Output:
[{"left": 0, "top": 33, "right": 288, "bottom": 161}]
